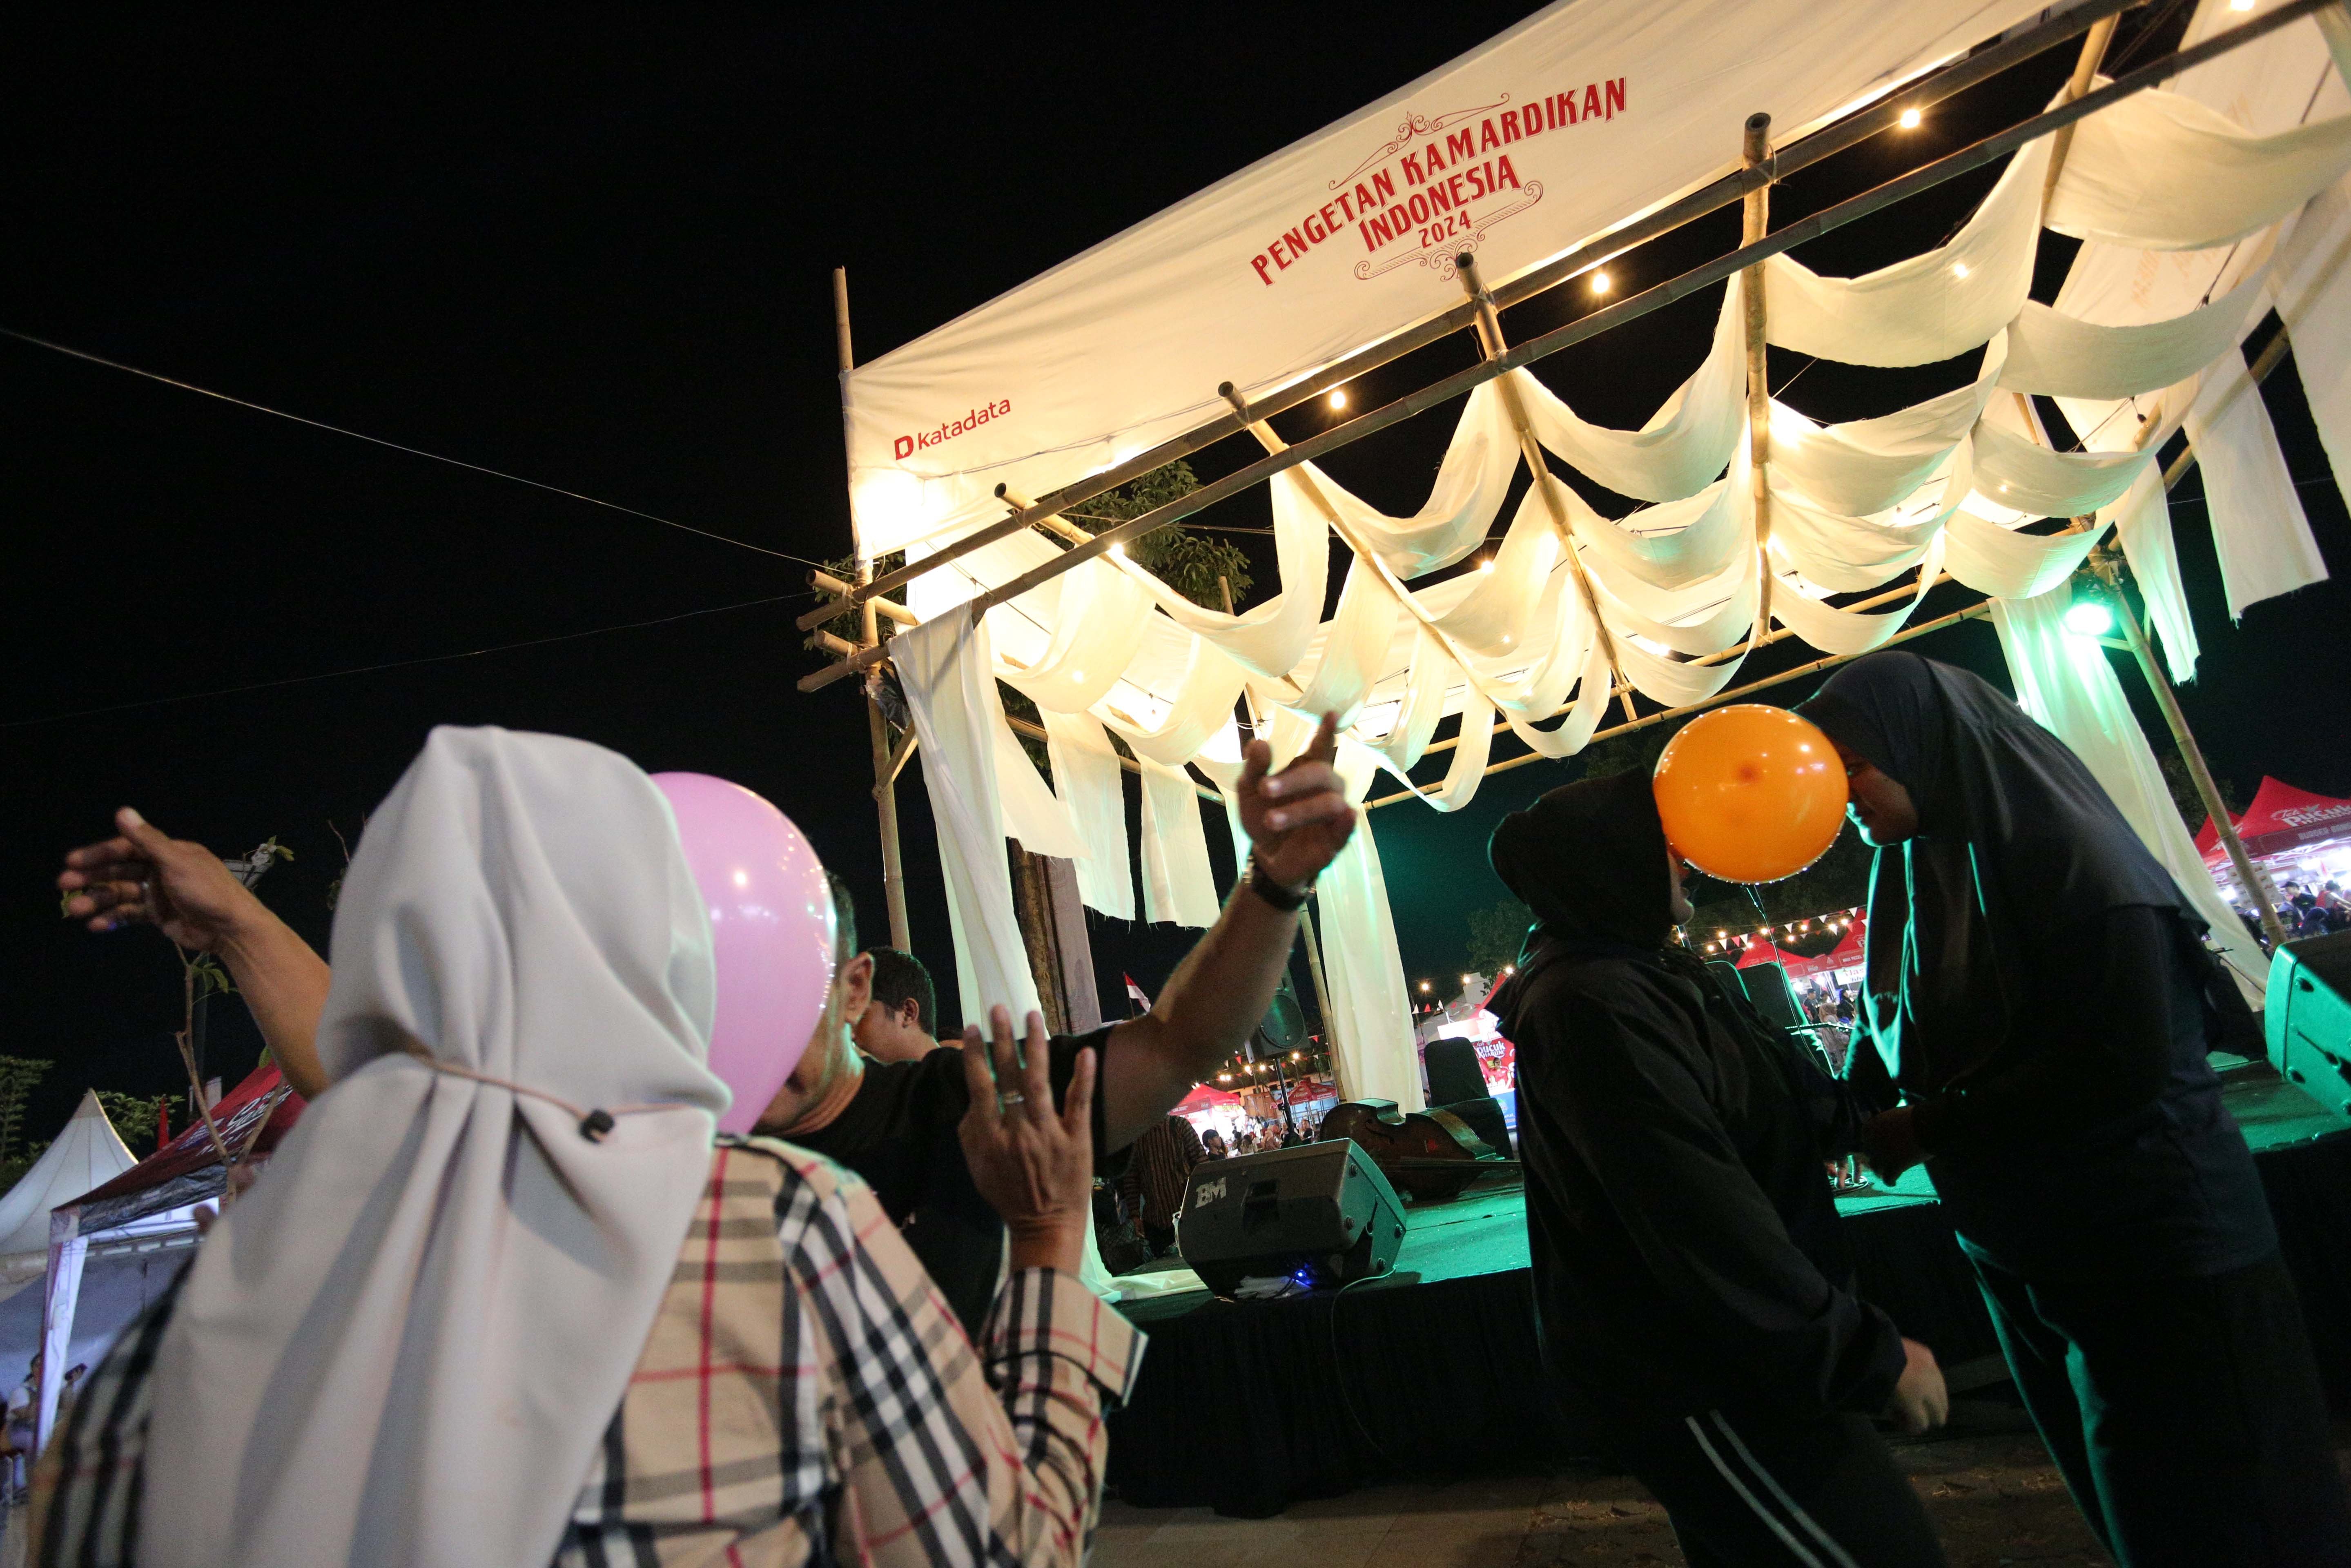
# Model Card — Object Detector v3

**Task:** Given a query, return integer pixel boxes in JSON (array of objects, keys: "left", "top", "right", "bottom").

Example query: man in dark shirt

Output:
[
  {"left": 1119, "top": 1114, "right": 1207, "bottom": 1257},
  {"left": 1488, "top": 771, "right": 1949, "bottom": 1568},
  {"left": 854, "top": 947, "right": 941, "bottom": 1063},
  {"left": 762, "top": 715, "right": 1358, "bottom": 1337}
]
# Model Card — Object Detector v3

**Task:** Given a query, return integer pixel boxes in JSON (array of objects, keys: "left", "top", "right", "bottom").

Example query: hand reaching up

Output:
[
  {"left": 59, "top": 808, "right": 264, "bottom": 950},
  {"left": 1237, "top": 711, "right": 1356, "bottom": 893},
  {"left": 958, "top": 1006, "right": 1097, "bottom": 1276}
]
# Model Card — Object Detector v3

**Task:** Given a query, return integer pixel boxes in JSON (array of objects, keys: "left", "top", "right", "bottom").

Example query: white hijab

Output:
[{"left": 145, "top": 727, "right": 729, "bottom": 1568}]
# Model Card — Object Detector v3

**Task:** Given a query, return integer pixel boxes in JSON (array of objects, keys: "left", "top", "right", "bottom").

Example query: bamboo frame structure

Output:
[
  {"left": 800, "top": 0, "right": 2148, "bottom": 644},
  {"left": 1741, "top": 111, "right": 1776, "bottom": 651},
  {"left": 836, "top": 267, "right": 914, "bottom": 951},
  {"left": 798, "top": 0, "right": 2331, "bottom": 699}
]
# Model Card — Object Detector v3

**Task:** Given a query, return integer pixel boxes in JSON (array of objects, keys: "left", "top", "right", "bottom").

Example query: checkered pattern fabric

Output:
[{"left": 34, "top": 1136, "right": 1143, "bottom": 1568}]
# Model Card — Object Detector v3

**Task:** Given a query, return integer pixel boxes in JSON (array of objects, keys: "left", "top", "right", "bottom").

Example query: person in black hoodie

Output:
[
  {"left": 1487, "top": 767, "right": 1950, "bottom": 1568},
  {"left": 1796, "top": 651, "right": 2351, "bottom": 1568}
]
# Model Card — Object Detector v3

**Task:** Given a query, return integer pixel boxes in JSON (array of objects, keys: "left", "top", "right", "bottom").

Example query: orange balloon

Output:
[{"left": 1652, "top": 705, "right": 1847, "bottom": 884}]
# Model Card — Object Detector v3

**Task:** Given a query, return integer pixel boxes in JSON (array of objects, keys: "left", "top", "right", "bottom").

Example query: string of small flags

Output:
[{"left": 1690, "top": 905, "right": 1866, "bottom": 957}]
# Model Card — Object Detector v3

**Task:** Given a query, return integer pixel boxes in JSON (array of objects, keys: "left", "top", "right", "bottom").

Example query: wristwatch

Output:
[{"left": 1247, "top": 859, "right": 1311, "bottom": 911}]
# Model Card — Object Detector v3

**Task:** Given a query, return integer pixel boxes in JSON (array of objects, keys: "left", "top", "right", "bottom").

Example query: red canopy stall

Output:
[{"left": 2198, "top": 777, "right": 2351, "bottom": 870}]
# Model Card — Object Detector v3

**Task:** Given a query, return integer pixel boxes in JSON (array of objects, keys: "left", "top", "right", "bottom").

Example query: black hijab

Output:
[
  {"left": 1486, "top": 767, "right": 1676, "bottom": 955},
  {"left": 1796, "top": 651, "right": 2193, "bottom": 1092}
]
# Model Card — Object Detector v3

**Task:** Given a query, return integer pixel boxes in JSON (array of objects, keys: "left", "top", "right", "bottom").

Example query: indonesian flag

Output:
[{"left": 1124, "top": 974, "right": 1152, "bottom": 1015}]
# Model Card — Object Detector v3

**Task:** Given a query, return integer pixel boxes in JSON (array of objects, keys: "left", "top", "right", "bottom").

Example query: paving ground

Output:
[{"left": 1095, "top": 1423, "right": 2351, "bottom": 1567}]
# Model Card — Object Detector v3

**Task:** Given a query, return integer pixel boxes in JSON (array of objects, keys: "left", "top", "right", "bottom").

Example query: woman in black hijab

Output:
[
  {"left": 1487, "top": 768, "right": 1950, "bottom": 1568},
  {"left": 1798, "top": 650, "right": 2350, "bottom": 1567}
]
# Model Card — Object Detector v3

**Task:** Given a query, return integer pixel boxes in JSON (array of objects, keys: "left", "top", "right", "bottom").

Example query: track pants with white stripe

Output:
[{"left": 1613, "top": 1407, "right": 1945, "bottom": 1568}]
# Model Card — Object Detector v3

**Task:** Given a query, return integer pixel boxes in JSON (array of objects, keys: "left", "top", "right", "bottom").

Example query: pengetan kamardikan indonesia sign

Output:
[{"left": 842, "top": 0, "right": 2050, "bottom": 565}]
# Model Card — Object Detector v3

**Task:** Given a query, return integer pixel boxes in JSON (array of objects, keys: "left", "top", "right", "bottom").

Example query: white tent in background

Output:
[{"left": 0, "top": 1091, "right": 136, "bottom": 1285}]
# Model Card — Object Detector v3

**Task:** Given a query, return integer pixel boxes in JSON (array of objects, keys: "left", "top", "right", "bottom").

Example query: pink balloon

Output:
[{"left": 652, "top": 772, "right": 838, "bottom": 1135}]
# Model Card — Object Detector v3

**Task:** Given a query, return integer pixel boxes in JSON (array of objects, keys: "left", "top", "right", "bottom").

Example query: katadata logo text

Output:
[{"left": 894, "top": 399, "right": 1012, "bottom": 461}]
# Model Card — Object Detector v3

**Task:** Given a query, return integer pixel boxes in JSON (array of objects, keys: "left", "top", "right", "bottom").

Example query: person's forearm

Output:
[
  {"left": 1101, "top": 884, "right": 1298, "bottom": 1149},
  {"left": 216, "top": 912, "right": 333, "bottom": 1101}
]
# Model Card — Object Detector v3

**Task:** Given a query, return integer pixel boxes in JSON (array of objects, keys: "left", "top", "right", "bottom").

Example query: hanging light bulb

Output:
[
  {"left": 1330, "top": 388, "right": 1349, "bottom": 411},
  {"left": 1591, "top": 270, "right": 1612, "bottom": 294},
  {"left": 1898, "top": 107, "right": 1923, "bottom": 129}
]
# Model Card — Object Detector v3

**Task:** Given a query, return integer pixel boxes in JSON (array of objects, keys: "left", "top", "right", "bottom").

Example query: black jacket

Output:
[{"left": 1497, "top": 934, "right": 1904, "bottom": 1432}]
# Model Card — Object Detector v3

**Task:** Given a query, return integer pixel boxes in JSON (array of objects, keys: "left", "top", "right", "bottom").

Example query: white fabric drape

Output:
[
  {"left": 1298, "top": 383, "right": 1520, "bottom": 580},
  {"left": 1569, "top": 463, "right": 1752, "bottom": 590},
  {"left": 2105, "top": 465, "right": 2201, "bottom": 682},
  {"left": 893, "top": 613, "right": 1045, "bottom": 1024},
  {"left": 991, "top": 707, "right": 1088, "bottom": 862},
  {"left": 1943, "top": 509, "right": 2108, "bottom": 600},
  {"left": 1999, "top": 270, "right": 2268, "bottom": 398},
  {"left": 1769, "top": 336, "right": 2004, "bottom": 516},
  {"left": 1137, "top": 757, "right": 1221, "bottom": 928},
  {"left": 1968, "top": 419, "right": 2156, "bottom": 517},
  {"left": 2275, "top": 171, "right": 2351, "bottom": 493},
  {"left": 1042, "top": 709, "right": 1137, "bottom": 920},
  {"left": 147, "top": 728, "right": 730, "bottom": 1568},
  {"left": 2046, "top": 82, "right": 2351, "bottom": 252},
  {"left": 993, "top": 556, "right": 1154, "bottom": 714},
  {"left": 1315, "top": 742, "right": 1423, "bottom": 1111},
  {"left": 1770, "top": 535, "right": 1950, "bottom": 655},
  {"left": 2185, "top": 357, "right": 2329, "bottom": 617},
  {"left": 1990, "top": 587, "right": 2265, "bottom": 993},
  {"left": 1768, "top": 437, "right": 1976, "bottom": 592},
  {"left": 1516, "top": 278, "right": 1747, "bottom": 503},
  {"left": 1764, "top": 138, "right": 2050, "bottom": 367},
  {"left": 1108, "top": 468, "right": 1333, "bottom": 680}
]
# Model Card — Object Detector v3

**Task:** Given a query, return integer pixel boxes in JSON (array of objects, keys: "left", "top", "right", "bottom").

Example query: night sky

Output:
[{"left": 6, "top": 8, "right": 2347, "bottom": 1147}]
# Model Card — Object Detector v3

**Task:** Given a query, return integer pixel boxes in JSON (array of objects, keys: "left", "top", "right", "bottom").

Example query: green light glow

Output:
[{"left": 2064, "top": 599, "right": 2115, "bottom": 637}]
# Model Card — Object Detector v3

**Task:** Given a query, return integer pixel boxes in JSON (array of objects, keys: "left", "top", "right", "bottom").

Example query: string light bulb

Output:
[
  {"left": 1330, "top": 389, "right": 1349, "bottom": 411},
  {"left": 1898, "top": 107, "right": 1923, "bottom": 129},
  {"left": 1591, "top": 270, "right": 1612, "bottom": 295}
]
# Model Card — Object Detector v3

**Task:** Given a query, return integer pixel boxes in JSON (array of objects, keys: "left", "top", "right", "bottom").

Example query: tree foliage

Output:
[
  {"left": 1465, "top": 899, "right": 1535, "bottom": 976},
  {"left": 1067, "top": 461, "right": 1253, "bottom": 610},
  {"left": 93, "top": 1091, "right": 172, "bottom": 1156}
]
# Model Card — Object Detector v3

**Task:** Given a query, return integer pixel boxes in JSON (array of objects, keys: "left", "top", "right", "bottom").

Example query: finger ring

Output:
[{"left": 998, "top": 1092, "right": 1027, "bottom": 1109}]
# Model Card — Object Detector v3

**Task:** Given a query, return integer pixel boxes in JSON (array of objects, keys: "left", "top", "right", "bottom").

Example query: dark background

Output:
[{"left": 4, "top": 7, "right": 2345, "bottom": 1148}]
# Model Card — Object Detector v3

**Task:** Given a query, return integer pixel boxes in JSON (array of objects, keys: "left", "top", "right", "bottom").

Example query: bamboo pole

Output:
[
  {"left": 1364, "top": 595, "right": 1999, "bottom": 808},
  {"left": 2047, "top": 11, "right": 2123, "bottom": 202},
  {"left": 2092, "top": 548, "right": 2286, "bottom": 947},
  {"left": 799, "top": 1, "right": 2329, "bottom": 695},
  {"left": 1218, "top": 379, "right": 1529, "bottom": 719},
  {"left": 1452, "top": 255, "right": 1633, "bottom": 721},
  {"left": 1296, "top": 904, "right": 1344, "bottom": 1099},
  {"left": 837, "top": 266, "right": 914, "bottom": 951},
  {"left": 1740, "top": 112, "right": 1776, "bottom": 650},
  {"left": 800, "top": 0, "right": 2142, "bottom": 637}
]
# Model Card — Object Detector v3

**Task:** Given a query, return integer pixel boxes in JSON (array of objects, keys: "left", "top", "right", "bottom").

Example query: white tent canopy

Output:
[{"left": 0, "top": 1091, "right": 135, "bottom": 1271}]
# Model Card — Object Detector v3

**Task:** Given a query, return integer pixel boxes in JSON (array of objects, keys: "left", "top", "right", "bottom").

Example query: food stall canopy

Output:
[
  {"left": 843, "top": 0, "right": 2046, "bottom": 559},
  {"left": 1174, "top": 1083, "right": 1244, "bottom": 1115},
  {"left": 2197, "top": 776, "right": 2351, "bottom": 866}
]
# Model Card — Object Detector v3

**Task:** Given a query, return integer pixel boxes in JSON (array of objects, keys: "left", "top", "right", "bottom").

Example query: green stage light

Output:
[{"left": 2064, "top": 599, "right": 2115, "bottom": 637}]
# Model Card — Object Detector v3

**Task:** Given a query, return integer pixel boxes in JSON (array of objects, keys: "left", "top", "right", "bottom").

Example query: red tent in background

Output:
[
  {"left": 1810, "top": 921, "right": 1867, "bottom": 976},
  {"left": 1735, "top": 940, "right": 1807, "bottom": 970},
  {"left": 36, "top": 1064, "right": 306, "bottom": 1446},
  {"left": 1173, "top": 1083, "right": 1243, "bottom": 1117},
  {"left": 2198, "top": 777, "right": 2351, "bottom": 868}
]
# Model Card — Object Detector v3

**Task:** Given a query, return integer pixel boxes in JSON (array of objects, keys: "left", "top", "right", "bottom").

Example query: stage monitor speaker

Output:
[
  {"left": 2267, "top": 930, "right": 2351, "bottom": 1121},
  {"left": 1423, "top": 1037, "right": 1489, "bottom": 1107},
  {"left": 1176, "top": 1139, "right": 1406, "bottom": 1296},
  {"left": 1743, "top": 961, "right": 1807, "bottom": 1031}
]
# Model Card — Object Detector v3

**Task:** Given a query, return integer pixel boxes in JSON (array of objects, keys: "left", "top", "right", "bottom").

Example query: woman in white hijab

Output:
[{"left": 34, "top": 726, "right": 1141, "bottom": 1567}]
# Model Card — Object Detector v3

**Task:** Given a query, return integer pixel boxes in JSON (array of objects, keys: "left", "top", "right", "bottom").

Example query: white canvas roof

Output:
[
  {"left": 0, "top": 1090, "right": 136, "bottom": 1260},
  {"left": 843, "top": 0, "right": 2049, "bottom": 558}
]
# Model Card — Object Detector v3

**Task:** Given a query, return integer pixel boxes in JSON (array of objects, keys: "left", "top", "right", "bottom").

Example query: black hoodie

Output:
[{"left": 1487, "top": 770, "right": 1903, "bottom": 1432}]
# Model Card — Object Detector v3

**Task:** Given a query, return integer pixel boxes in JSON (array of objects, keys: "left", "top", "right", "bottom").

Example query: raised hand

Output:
[
  {"left": 957, "top": 1005, "right": 1097, "bottom": 1276},
  {"left": 58, "top": 808, "right": 265, "bottom": 951},
  {"left": 1237, "top": 711, "right": 1357, "bottom": 892}
]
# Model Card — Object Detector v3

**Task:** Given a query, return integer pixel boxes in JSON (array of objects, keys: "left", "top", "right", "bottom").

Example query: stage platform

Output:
[{"left": 1103, "top": 1066, "right": 2351, "bottom": 1517}]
